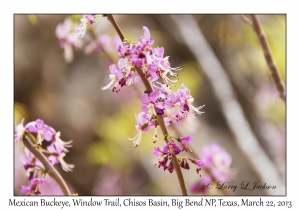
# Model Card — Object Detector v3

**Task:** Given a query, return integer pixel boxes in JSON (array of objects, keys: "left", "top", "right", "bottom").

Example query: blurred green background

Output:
[{"left": 14, "top": 14, "right": 286, "bottom": 195}]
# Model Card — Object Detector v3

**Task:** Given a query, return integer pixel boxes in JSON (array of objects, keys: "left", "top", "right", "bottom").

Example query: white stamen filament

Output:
[
  {"left": 126, "top": 77, "right": 134, "bottom": 86},
  {"left": 58, "top": 153, "right": 74, "bottom": 172},
  {"left": 37, "top": 130, "right": 44, "bottom": 145},
  {"left": 147, "top": 103, "right": 155, "bottom": 115},
  {"left": 174, "top": 102, "right": 186, "bottom": 118},
  {"left": 102, "top": 74, "right": 117, "bottom": 90},
  {"left": 165, "top": 109, "right": 176, "bottom": 119},
  {"left": 191, "top": 104, "right": 205, "bottom": 115},
  {"left": 15, "top": 124, "right": 25, "bottom": 140},
  {"left": 55, "top": 131, "right": 73, "bottom": 153},
  {"left": 152, "top": 127, "right": 158, "bottom": 143},
  {"left": 75, "top": 18, "right": 88, "bottom": 38},
  {"left": 128, "top": 131, "right": 143, "bottom": 147},
  {"left": 164, "top": 86, "right": 172, "bottom": 94},
  {"left": 187, "top": 98, "right": 194, "bottom": 104},
  {"left": 162, "top": 73, "right": 178, "bottom": 87},
  {"left": 145, "top": 52, "right": 152, "bottom": 64}
]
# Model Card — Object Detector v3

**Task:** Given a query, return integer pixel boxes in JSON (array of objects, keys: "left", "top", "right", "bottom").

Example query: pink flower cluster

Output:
[
  {"left": 102, "top": 27, "right": 204, "bottom": 146},
  {"left": 55, "top": 18, "right": 82, "bottom": 63},
  {"left": 190, "top": 142, "right": 232, "bottom": 194},
  {"left": 102, "top": 26, "right": 205, "bottom": 175},
  {"left": 153, "top": 140, "right": 205, "bottom": 174},
  {"left": 14, "top": 119, "right": 74, "bottom": 195},
  {"left": 55, "top": 15, "right": 97, "bottom": 63},
  {"left": 102, "top": 26, "right": 185, "bottom": 92}
]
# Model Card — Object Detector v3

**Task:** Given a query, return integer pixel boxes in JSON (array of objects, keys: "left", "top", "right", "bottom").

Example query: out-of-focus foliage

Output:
[
  {"left": 14, "top": 102, "right": 28, "bottom": 123},
  {"left": 28, "top": 15, "right": 38, "bottom": 25}
]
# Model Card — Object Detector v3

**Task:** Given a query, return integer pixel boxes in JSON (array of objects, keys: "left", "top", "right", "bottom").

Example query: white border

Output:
[{"left": 1, "top": 0, "right": 299, "bottom": 209}]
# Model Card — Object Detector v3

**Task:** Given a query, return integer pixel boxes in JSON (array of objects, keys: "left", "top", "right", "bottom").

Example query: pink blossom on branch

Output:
[
  {"left": 101, "top": 26, "right": 206, "bottom": 179},
  {"left": 201, "top": 142, "right": 232, "bottom": 182},
  {"left": 128, "top": 112, "right": 154, "bottom": 147},
  {"left": 25, "top": 119, "right": 52, "bottom": 145},
  {"left": 14, "top": 118, "right": 25, "bottom": 142},
  {"left": 190, "top": 142, "right": 233, "bottom": 195},
  {"left": 75, "top": 14, "right": 96, "bottom": 39},
  {"left": 55, "top": 18, "right": 82, "bottom": 63},
  {"left": 14, "top": 118, "right": 74, "bottom": 195}
]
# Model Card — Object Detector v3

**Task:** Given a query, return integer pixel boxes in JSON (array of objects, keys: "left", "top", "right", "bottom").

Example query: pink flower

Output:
[
  {"left": 167, "top": 161, "right": 174, "bottom": 173},
  {"left": 180, "top": 159, "right": 190, "bottom": 170},
  {"left": 190, "top": 174, "right": 212, "bottom": 195},
  {"left": 163, "top": 142, "right": 181, "bottom": 155},
  {"left": 153, "top": 146, "right": 169, "bottom": 171},
  {"left": 21, "top": 186, "right": 31, "bottom": 195},
  {"left": 16, "top": 118, "right": 74, "bottom": 195},
  {"left": 102, "top": 64, "right": 124, "bottom": 92},
  {"left": 47, "top": 127, "right": 73, "bottom": 153},
  {"left": 14, "top": 118, "right": 25, "bottom": 142},
  {"left": 75, "top": 14, "right": 96, "bottom": 38},
  {"left": 139, "top": 26, "right": 154, "bottom": 47},
  {"left": 47, "top": 138, "right": 74, "bottom": 172},
  {"left": 201, "top": 142, "right": 232, "bottom": 182},
  {"left": 55, "top": 18, "right": 82, "bottom": 63},
  {"left": 128, "top": 112, "right": 154, "bottom": 147},
  {"left": 21, "top": 148, "right": 43, "bottom": 169},
  {"left": 153, "top": 147, "right": 163, "bottom": 157},
  {"left": 140, "top": 92, "right": 158, "bottom": 115},
  {"left": 179, "top": 135, "right": 193, "bottom": 151},
  {"left": 177, "top": 84, "right": 205, "bottom": 118},
  {"left": 155, "top": 142, "right": 183, "bottom": 174},
  {"left": 21, "top": 178, "right": 46, "bottom": 195},
  {"left": 25, "top": 119, "right": 52, "bottom": 145},
  {"left": 84, "top": 14, "right": 96, "bottom": 24},
  {"left": 196, "top": 159, "right": 205, "bottom": 167},
  {"left": 30, "top": 178, "right": 46, "bottom": 185}
]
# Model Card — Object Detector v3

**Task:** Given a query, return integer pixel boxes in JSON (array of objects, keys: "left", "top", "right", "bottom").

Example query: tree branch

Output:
[
  {"left": 250, "top": 14, "right": 286, "bottom": 102},
  {"left": 106, "top": 15, "right": 125, "bottom": 41},
  {"left": 106, "top": 14, "right": 188, "bottom": 196},
  {"left": 169, "top": 14, "right": 285, "bottom": 195},
  {"left": 23, "top": 135, "right": 71, "bottom": 195},
  {"left": 239, "top": 15, "right": 252, "bottom": 25}
]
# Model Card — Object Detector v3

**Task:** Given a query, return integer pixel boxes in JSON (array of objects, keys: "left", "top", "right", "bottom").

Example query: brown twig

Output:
[
  {"left": 23, "top": 135, "right": 71, "bottom": 195},
  {"left": 106, "top": 15, "right": 125, "bottom": 41},
  {"left": 135, "top": 67, "right": 187, "bottom": 196},
  {"left": 239, "top": 15, "right": 252, "bottom": 25},
  {"left": 170, "top": 146, "right": 188, "bottom": 195},
  {"left": 106, "top": 14, "right": 188, "bottom": 196},
  {"left": 250, "top": 15, "right": 286, "bottom": 102},
  {"left": 169, "top": 14, "right": 285, "bottom": 195}
]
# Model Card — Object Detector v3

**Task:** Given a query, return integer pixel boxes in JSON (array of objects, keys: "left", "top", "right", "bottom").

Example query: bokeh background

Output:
[{"left": 14, "top": 14, "right": 286, "bottom": 196}]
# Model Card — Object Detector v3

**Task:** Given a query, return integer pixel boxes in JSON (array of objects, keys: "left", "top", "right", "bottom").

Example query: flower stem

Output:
[
  {"left": 106, "top": 15, "right": 125, "bottom": 41},
  {"left": 23, "top": 135, "right": 71, "bottom": 195},
  {"left": 250, "top": 14, "right": 286, "bottom": 102},
  {"left": 170, "top": 146, "right": 188, "bottom": 195},
  {"left": 107, "top": 14, "right": 188, "bottom": 196}
]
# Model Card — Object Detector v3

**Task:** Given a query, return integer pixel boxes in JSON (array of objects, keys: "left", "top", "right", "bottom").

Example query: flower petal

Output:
[
  {"left": 142, "top": 26, "right": 150, "bottom": 40},
  {"left": 149, "top": 92, "right": 158, "bottom": 102},
  {"left": 140, "top": 94, "right": 150, "bottom": 104}
]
